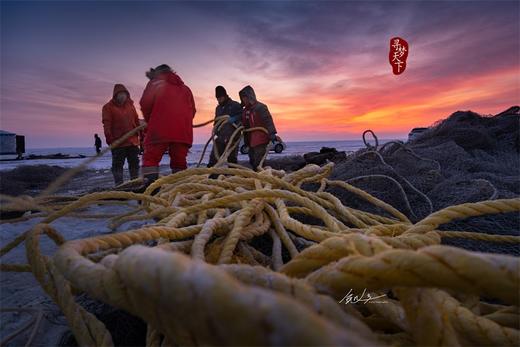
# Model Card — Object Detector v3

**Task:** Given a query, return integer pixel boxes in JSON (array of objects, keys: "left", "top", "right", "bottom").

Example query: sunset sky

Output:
[{"left": 1, "top": 1, "right": 518, "bottom": 148}]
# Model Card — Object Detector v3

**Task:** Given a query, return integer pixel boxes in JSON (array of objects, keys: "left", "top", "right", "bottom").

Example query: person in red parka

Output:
[
  {"left": 102, "top": 84, "right": 140, "bottom": 186},
  {"left": 139, "top": 64, "right": 196, "bottom": 185}
]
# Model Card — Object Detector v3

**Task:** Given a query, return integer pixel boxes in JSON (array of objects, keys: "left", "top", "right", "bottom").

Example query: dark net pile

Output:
[{"left": 328, "top": 106, "right": 520, "bottom": 255}]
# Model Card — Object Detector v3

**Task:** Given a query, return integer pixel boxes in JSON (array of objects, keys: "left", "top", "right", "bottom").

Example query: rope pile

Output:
[{"left": 1, "top": 122, "right": 519, "bottom": 346}]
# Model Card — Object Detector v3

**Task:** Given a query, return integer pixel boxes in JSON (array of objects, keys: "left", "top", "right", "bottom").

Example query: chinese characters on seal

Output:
[{"left": 389, "top": 37, "right": 409, "bottom": 75}]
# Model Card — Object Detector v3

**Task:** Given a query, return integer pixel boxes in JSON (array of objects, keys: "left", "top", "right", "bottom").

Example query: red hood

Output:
[
  {"left": 156, "top": 71, "right": 184, "bottom": 86},
  {"left": 111, "top": 84, "right": 133, "bottom": 104},
  {"left": 112, "top": 84, "right": 130, "bottom": 98}
]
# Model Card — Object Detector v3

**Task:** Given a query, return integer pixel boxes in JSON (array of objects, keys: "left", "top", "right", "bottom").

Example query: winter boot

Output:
[
  {"left": 133, "top": 173, "right": 159, "bottom": 194},
  {"left": 133, "top": 166, "right": 160, "bottom": 195},
  {"left": 112, "top": 169, "right": 124, "bottom": 187}
]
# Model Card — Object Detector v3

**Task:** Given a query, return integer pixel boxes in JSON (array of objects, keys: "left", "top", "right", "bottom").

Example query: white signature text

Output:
[{"left": 338, "top": 289, "right": 388, "bottom": 304}]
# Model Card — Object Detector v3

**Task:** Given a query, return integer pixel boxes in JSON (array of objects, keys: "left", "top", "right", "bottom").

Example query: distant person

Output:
[
  {"left": 239, "top": 85, "right": 277, "bottom": 170},
  {"left": 94, "top": 134, "right": 102, "bottom": 154},
  {"left": 208, "top": 85, "right": 243, "bottom": 168},
  {"left": 139, "top": 64, "right": 196, "bottom": 186},
  {"left": 102, "top": 84, "right": 140, "bottom": 186}
]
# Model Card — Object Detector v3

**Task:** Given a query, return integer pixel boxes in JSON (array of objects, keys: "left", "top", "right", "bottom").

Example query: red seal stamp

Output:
[{"left": 389, "top": 37, "right": 409, "bottom": 75}]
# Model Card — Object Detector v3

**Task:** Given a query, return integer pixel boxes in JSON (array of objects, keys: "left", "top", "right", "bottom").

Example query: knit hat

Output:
[{"left": 215, "top": 85, "right": 228, "bottom": 98}]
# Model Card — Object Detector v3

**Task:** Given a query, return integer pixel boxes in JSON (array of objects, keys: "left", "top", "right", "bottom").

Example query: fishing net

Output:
[{"left": 328, "top": 107, "right": 519, "bottom": 254}]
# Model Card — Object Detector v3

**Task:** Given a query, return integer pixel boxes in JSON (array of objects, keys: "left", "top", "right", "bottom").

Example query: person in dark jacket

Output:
[
  {"left": 239, "top": 85, "right": 277, "bottom": 170},
  {"left": 94, "top": 134, "right": 102, "bottom": 154},
  {"left": 102, "top": 84, "right": 140, "bottom": 186},
  {"left": 208, "top": 86, "right": 243, "bottom": 167}
]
